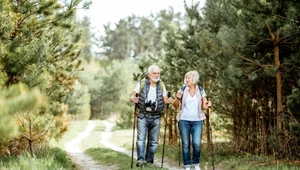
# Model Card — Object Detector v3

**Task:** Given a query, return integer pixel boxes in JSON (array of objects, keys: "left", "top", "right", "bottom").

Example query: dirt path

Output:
[
  {"left": 65, "top": 120, "right": 221, "bottom": 170},
  {"left": 64, "top": 121, "right": 115, "bottom": 170},
  {"left": 100, "top": 121, "right": 182, "bottom": 170}
]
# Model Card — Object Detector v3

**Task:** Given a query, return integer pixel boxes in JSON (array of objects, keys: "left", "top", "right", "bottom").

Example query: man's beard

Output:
[{"left": 151, "top": 77, "right": 160, "bottom": 82}]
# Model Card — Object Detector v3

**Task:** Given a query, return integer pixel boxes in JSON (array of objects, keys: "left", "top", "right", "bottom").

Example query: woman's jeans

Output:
[
  {"left": 178, "top": 120, "right": 203, "bottom": 168},
  {"left": 136, "top": 114, "right": 161, "bottom": 164}
]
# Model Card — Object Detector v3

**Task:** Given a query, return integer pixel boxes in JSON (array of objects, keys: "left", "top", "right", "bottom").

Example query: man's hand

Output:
[
  {"left": 131, "top": 93, "right": 139, "bottom": 103},
  {"left": 166, "top": 96, "right": 173, "bottom": 104}
]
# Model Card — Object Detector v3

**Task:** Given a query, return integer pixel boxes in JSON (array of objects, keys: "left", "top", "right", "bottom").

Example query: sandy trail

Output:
[
  {"left": 100, "top": 120, "right": 182, "bottom": 170},
  {"left": 64, "top": 120, "right": 115, "bottom": 170},
  {"left": 65, "top": 120, "right": 222, "bottom": 170}
]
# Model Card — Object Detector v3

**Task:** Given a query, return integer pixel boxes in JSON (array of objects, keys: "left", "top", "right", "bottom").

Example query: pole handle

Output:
[
  {"left": 134, "top": 93, "right": 138, "bottom": 111},
  {"left": 167, "top": 91, "right": 171, "bottom": 109},
  {"left": 206, "top": 96, "right": 212, "bottom": 108}
]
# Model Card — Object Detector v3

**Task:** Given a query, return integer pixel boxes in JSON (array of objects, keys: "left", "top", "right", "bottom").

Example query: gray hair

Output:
[
  {"left": 184, "top": 71, "right": 199, "bottom": 85},
  {"left": 147, "top": 64, "right": 160, "bottom": 73}
]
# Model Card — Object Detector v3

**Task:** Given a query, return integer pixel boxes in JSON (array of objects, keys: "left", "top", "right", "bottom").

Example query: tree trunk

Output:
[
  {"left": 273, "top": 30, "right": 284, "bottom": 155},
  {"left": 29, "top": 116, "right": 34, "bottom": 157}
]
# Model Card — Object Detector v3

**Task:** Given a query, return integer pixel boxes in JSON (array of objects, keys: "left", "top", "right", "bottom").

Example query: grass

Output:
[
  {"left": 99, "top": 122, "right": 300, "bottom": 170},
  {"left": 109, "top": 128, "right": 133, "bottom": 149},
  {"left": 52, "top": 119, "right": 300, "bottom": 170},
  {"left": 86, "top": 147, "right": 168, "bottom": 170},
  {"left": 0, "top": 120, "right": 87, "bottom": 170},
  {"left": 51, "top": 120, "right": 88, "bottom": 149},
  {"left": 0, "top": 147, "right": 76, "bottom": 170},
  {"left": 80, "top": 120, "right": 106, "bottom": 151}
]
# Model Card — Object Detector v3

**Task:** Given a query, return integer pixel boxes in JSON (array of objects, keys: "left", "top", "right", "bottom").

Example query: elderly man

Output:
[{"left": 130, "top": 64, "right": 172, "bottom": 167}]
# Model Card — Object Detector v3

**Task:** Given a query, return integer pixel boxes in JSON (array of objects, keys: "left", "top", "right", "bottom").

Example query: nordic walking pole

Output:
[
  {"left": 131, "top": 93, "right": 138, "bottom": 169},
  {"left": 161, "top": 91, "right": 171, "bottom": 168},
  {"left": 210, "top": 124, "right": 215, "bottom": 170},
  {"left": 178, "top": 131, "right": 181, "bottom": 166},
  {"left": 207, "top": 97, "right": 215, "bottom": 170}
]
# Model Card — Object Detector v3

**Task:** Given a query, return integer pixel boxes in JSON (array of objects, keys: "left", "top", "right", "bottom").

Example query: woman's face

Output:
[{"left": 185, "top": 74, "right": 194, "bottom": 86}]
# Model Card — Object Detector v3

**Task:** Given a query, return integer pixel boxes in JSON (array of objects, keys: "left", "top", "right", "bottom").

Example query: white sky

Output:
[{"left": 77, "top": 0, "right": 205, "bottom": 34}]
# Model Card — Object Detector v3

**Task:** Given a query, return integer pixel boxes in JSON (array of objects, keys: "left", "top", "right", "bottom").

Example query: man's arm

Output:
[{"left": 131, "top": 82, "right": 140, "bottom": 103}]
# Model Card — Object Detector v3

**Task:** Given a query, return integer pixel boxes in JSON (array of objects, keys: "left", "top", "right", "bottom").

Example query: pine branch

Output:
[
  {"left": 279, "top": 36, "right": 296, "bottom": 45},
  {"left": 230, "top": 44, "right": 273, "bottom": 69},
  {"left": 22, "top": 117, "right": 54, "bottom": 142},
  {"left": 273, "top": 14, "right": 300, "bottom": 25},
  {"left": 249, "top": 39, "right": 265, "bottom": 47},
  {"left": 265, "top": 22, "right": 275, "bottom": 42},
  {"left": 279, "top": 63, "right": 300, "bottom": 70}
]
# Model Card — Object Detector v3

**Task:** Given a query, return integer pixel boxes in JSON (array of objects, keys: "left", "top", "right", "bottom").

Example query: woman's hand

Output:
[
  {"left": 206, "top": 100, "right": 212, "bottom": 108},
  {"left": 176, "top": 90, "right": 183, "bottom": 100},
  {"left": 202, "top": 96, "right": 212, "bottom": 110}
]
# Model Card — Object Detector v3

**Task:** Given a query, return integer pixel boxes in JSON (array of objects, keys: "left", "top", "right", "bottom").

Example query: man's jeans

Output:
[
  {"left": 136, "top": 114, "right": 161, "bottom": 163},
  {"left": 178, "top": 120, "right": 203, "bottom": 168}
]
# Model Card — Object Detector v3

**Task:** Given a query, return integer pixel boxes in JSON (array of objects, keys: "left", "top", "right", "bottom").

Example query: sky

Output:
[{"left": 77, "top": 0, "right": 205, "bottom": 34}]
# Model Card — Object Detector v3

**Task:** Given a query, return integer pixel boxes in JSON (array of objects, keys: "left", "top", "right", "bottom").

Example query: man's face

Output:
[{"left": 150, "top": 67, "right": 160, "bottom": 83}]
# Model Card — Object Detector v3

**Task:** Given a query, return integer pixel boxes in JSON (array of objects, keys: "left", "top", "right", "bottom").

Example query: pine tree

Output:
[
  {"left": 0, "top": 0, "right": 87, "bottom": 156},
  {"left": 158, "top": 0, "right": 300, "bottom": 159},
  {"left": 203, "top": 0, "right": 300, "bottom": 157},
  {"left": 0, "top": 84, "right": 43, "bottom": 145}
]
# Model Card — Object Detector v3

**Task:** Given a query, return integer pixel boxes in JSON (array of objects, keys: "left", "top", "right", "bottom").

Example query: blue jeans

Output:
[
  {"left": 178, "top": 120, "right": 203, "bottom": 168},
  {"left": 136, "top": 114, "right": 161, "bottom": 163}
]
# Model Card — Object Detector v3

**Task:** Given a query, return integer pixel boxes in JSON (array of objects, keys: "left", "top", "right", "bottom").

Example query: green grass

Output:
[
  {"left": 81, "top": 120, "right": 106, "bottom": 151},
  {"left": 53, "top": 119, "right": 300, "bottom": 170},
  {"left": 110, "top": 128, "right": 133, "bottom": 149},
  {"left": 155, "top": 141, "right": 300, "bottom": 170},
  {"left": 51, "top": 120, "right": 88, "bottom": 149},
  {"left": 86, "top": 147, "right": 168, "bottom": 170},
  {"left": 0, "top": 147, "right": 76, "bottom": 170}
]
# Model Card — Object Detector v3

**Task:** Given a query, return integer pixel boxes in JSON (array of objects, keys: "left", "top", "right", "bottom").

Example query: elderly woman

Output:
[{"left": 173, "top": 71, "right": 212, "bottom": 170}]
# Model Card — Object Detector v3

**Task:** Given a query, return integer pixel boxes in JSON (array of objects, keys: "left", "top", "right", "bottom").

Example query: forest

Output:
[{"left": 0, "top": 0, "right": 299, "bottom": 169}]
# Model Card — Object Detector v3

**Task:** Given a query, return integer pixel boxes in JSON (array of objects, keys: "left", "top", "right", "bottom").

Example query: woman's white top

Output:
[{"left": 180, "top": 93, "right": 200, "bottom": 121}]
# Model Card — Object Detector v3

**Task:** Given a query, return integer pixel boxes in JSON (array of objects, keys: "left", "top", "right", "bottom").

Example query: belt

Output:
[{"left": 138, "top": 112, "right": 161, "bottom": 118}]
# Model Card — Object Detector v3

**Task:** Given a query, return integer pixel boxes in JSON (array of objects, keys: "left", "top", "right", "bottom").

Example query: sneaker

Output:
[
  {"left": 184, "top": 168, "right": 191, "bottom": 170},
  {"left": 194, "top": 165, "right": 201, "bottom": 170},
  {"left": 136, "top": 161, "right": 144, "bottom": 167}
]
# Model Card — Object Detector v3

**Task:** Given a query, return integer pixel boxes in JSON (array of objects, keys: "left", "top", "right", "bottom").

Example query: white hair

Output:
[
  {"left": 184, "top": 71, "right": 199, "bottom": 85},
  {"left": 147, "top": 64, "right": 160, "bottom": 73}
]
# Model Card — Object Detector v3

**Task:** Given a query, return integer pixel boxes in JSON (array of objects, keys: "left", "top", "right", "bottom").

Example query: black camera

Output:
[{"left": 145, "top": 100, "right": 156, "bottom": 112}]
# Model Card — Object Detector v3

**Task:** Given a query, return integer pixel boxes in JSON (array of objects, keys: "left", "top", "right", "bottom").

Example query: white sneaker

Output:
[
  {"left": 184, "top": 168, "right": 191, "bottom": 170},
  {"left": 194, "top": 165, "right": 201, "bottom": 170}
]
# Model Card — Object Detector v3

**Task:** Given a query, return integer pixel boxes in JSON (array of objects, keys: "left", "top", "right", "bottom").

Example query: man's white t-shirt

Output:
[{"left": 134, "top": 82, "right": 167, "bottom": 103}]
